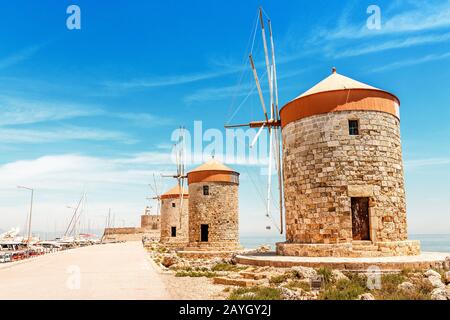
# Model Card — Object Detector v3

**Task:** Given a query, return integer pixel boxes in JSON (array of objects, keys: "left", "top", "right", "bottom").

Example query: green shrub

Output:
[
  {"left": 196, "top": 267, "right": 210, "bottom": 272},
  {"left": 211, "top": 263, "right": 246, "bottom": 272},
  {"left": 346, "top": 273, "right": 368, "bottom": 287},
  {"left": 269, "top": 273, "right": 292, "bottom": 285},
  {"left": 175, "top": 270, "right": 217, "bottom": 278},
  {"left": 285, "top": 280, "right": 311, "bottom": 292},
  {"left": 316, "top": 267, "right": 333, "bottom": 284},
  {"left": 372, "top": 275, "right": 433, "bottom": 300},
  {"left": 228, "top": 287, "right": 282, "bottom": 300},
  {"left": 318, "top": 279, "right": 366, "bottom": 300}
]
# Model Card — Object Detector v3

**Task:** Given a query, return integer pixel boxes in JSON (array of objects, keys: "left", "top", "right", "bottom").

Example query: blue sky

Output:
[{"left": 0, "top": 0, "right": 449, "bottom": 236}]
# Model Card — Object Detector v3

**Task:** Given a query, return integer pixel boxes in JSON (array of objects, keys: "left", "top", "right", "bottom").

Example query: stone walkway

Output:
[{"left": 0, "top": 242, "right": 171, "bottom": 299}]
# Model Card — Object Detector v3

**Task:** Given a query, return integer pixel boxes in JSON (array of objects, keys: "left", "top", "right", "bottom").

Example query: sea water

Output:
[{"left": 240, "top": 234, "right": 450, "bottom": 253}]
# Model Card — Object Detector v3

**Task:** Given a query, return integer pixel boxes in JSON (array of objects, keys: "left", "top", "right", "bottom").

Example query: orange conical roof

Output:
[
  {"left": 189, "top": 159, "right": 236, "bottom": 173},
  {"left": 161, "top": 185, "right": 188, "bottom": 199},
  {"left": 187, "top": 159, "right": 239, "bottom": 184},
  {"left": 279, "top": 68, "right": 400, "bottom": 128},
  {"left": 294, "top": 68, "right": 381, "bottom": 100}
]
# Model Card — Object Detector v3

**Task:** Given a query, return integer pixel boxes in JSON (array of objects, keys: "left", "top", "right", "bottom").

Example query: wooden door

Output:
[{"left": 351, "top": 197, "right": 370, "bottom": 240}]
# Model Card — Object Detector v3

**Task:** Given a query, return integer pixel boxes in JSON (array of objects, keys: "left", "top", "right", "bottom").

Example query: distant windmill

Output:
[
  {"left": 162, "top": 126, "right": 188, "bottom": 226},
  {"left": 225, "top": 7, "right": 284, "bottom": 234},
  {"left": 147, "top": 173, "right": 164, "bottom": 215}
]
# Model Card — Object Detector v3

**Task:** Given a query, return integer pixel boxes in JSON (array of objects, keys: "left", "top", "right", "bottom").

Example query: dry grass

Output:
[
  {"left": 228, "top": 286, "right": 282, "bottom": 300},
  {"left": 285, "top": 280, "right": 311, "bottom": 292},
  {"left": 175, "top": 270, "right": 217, "bottom": 278}
]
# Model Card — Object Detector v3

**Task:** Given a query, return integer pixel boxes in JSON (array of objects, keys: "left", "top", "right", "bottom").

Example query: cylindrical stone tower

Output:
[
  {"left": 141, "top": 206, "right": 160, "bottom": 230},
  {"left": 141, "top": 214, "right": 152, "bottom": 229},
  {"left": 276, "top": 68, "right": 420, "bottom": 257},
  {"left": 159, "top": 185, "right": 189, "bottom": 247},
  {"left": 185, "top": 159, "right": 240, "bottom": 251}
]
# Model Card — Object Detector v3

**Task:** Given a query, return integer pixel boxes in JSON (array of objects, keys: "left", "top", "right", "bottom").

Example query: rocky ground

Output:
[{"left": 145, "top": 243, "right": 450, "bottom": 300}]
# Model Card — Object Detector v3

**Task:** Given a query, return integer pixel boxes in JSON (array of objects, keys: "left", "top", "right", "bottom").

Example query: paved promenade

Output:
[{"left": 0, "top": 242, "right": 171, "bottom": 299}]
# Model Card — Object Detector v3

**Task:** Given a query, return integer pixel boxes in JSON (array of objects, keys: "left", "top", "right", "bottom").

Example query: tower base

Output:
[{"left": 276, "top": 240, "right": 421, "bottom": 257}]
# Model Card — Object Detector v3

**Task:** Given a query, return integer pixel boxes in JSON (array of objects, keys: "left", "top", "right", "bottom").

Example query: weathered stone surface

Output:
[
  {"left": 141, "top": 214, "right": 160, "bottom": 230},
  {"left": 186, "top": 182, "right": 239, "bottom": 251},
  {"left": 445, "top": 257, "right": 450, "bottom": 270},
  {"left": 280, "top": 111, "right": 418, "bottom": 257},
  {"left": 425, "top": 269, "right": 441, "bottom": 278},
  {"left": 256, "top": 245, "right": 271, "bottom": 253},
  {"left": 347, "top": 185, "right": 374, "bottom": 197},
  {"left": 398, "top": 281, "right": 415, "bottom": 293},
  {"left": 235, "top": 252, "right": 449, "bottom": 271},
  {"left": 212, "top": 277, "right": 262, "bottom": 287},
  {"left": 431, "top": 288, "right": 448, "bottom": 300},
  {"left": 160, "top": 197, "right": 189, "bottom": 246},
  {"left": 239, "top": 271, "right": 267, "bottom": 280},
  {"left": 357, "top": 293, "right": 375, "bottom": 300},
  {"left": 332, "top": 270, "right": 349, "bottom": 282},
  {"left": 277, "top": 241, "right": 420, "bottom": 257},
  {"left": 103, "top": 226, "right": 160, "bottom": 242},
  {"left": 291, "top": 266, "right": 317, "bottom": 279},
  {"left": 161, "top": 255, "right": 178, "bottom": 268},
  {"left": 280, "top": 287, "right": 302, "bottom": 300},
  {"left": 426, "top": 276, "right": 445, "bottom": 289},
  {"left": 168, "top": 261, "right": 190, "bottom": 270},
  {"left": 177, "top": 250, "right": 238, "bottom": 259},
  {"left": 424, "top": 269, "right": 445, "bottom": 289},
  {"left": 445, "top": 271, "right": 450, "bottom": 284}
]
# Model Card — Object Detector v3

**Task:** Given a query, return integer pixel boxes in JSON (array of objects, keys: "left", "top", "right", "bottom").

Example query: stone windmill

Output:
[
  {"left": 226, "top": 8, "right": 420, "bottom": 257},
  {"left": 226, "top": 7, "right": 284, "bottom": 234},
  {"left": 159, "top": 126, "right": 190, "bottom": 247}
]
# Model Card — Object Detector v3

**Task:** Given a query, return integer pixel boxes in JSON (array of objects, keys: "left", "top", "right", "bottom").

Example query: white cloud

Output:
[
  {"left": 318, "top": 1, "right": 450, "bottom": 40},
  {"left": 0, "top": 126, "right": 135, "bottom": 144},
  {"left": 372, "top": 51, "right": 450, "bottom": 72},
  {"left": 336, "top": 32, "right": 450, "bottom": 58},
  {"left": 294, "top": 1, "right": 450, "bottom": 63},
  {"left": 0, "top": 153, "right": 176, "bottom": 232},
  {"left": 405, "top": 157, "right": 450, "bottom": 169},
  {"left": 0, "top": 95, "right": 101, "bottom": 126},
  {"left": 101, "top": 66, "right": 243, "bottom": 90},
  {"left": 0, "top": 94, "right": 172, "bottom": 127},
  {"left": 0, "top": 45, "right": 42, "bottom": 70},
  {"left": 183, "top": 66, "right": 307, "bottom": 104},
  {"left": 184, "top": 83, "right": 254, "bottom": 104},
  {"left": 112, "top": 112, "right": 173, "bottom": 126}
]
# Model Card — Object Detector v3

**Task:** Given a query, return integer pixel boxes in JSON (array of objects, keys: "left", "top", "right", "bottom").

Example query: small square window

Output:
[
  {"left": 171, "top": 226, "right": 177, "bottom": 237},
  {"left": 171, "top": 203, "right": 176, "bottom": 208},
  {"left": 203, "top": 185, "right": 209, "bottom": 196},
  {"left": 349, "top": 120, "right": 359, "bottom": 135}
]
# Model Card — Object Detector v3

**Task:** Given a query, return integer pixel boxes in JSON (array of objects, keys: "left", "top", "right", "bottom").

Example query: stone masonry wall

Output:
[
  {"left": 102, "top": 227, "right": 159, "bottom": 242},
  {"left": 141, "top": 215, "right": 161, "bottom": 230},
  {"left": 282, "top": 110, "right": 408, "bottom": 245},
  {"left": 160, "top": 197, "right": 189, "bottom": 245},
  {"left": 187, "top": 182, "right": 239, "bottom": 250}
]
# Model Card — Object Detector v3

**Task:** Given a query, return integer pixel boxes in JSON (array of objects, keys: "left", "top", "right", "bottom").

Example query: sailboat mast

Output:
[
  {"left": 64, "top": 193, "right": 83, "bottom": 237},
  {"left": 27, "top": 189, "right": 34, "bottom": 244}
]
